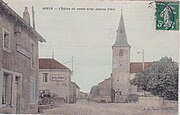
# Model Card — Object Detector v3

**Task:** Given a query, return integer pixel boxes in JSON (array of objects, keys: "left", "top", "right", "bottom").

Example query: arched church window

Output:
[{"left": 119, "top": 49, "right": 123, "bottom": 56}]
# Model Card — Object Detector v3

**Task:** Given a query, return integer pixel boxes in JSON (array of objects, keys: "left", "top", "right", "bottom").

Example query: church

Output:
[
  {"left": 89, "top": 11, "right": 152, "bottom": 103},
  {"left": 111, "top": 10, "right": 130, "bottom": 102}
]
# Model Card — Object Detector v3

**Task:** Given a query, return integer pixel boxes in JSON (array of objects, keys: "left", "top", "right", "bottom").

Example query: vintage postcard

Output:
[{"left": 0, "top": 0, "right": 179, "bottom": 114}]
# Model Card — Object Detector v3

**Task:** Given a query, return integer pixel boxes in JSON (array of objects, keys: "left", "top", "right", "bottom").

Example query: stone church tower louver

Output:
[{"left": 112, "top": 11, "right": 130, "bottom": 102}]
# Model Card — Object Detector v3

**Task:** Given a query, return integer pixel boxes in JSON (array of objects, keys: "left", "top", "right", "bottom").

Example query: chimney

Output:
[{"left": 23, "top": 7, "right": 30, "bottom": 25}]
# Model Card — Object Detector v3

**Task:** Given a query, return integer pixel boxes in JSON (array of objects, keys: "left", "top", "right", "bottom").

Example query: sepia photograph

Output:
[{"left": 0, "top": 0, "right": 179, "bottom": 114}]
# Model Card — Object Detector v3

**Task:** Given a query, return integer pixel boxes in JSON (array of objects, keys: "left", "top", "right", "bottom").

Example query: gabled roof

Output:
[
  {"left": 39, "top": 58, "right": 69, "bottom": 69},
  {"left": 71, "top": 81, "right": 80, "bottom": 89},
  {"left": 98, "top": 77, "right": 112, "bottom": 85},
  {"left": 0, "top": 0, "right": 46, "bottom": 42},
  {"left": 130, "top": 62, "right": 153, "bottom": 73}
]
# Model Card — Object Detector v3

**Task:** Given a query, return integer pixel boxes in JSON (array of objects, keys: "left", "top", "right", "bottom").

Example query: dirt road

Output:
[{"left": 43, "top": 99, "right": 177, "bottom": 115}]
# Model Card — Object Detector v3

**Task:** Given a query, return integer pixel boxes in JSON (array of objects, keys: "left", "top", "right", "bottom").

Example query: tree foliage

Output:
[
  {"left": 130, "top": 57, "right": 178, "bottom": 101},
  {"left": 90, "top": 85, "right": 99, "bottom": 96}
]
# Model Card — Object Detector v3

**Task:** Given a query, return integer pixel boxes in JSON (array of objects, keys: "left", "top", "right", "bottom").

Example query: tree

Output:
[
  {"left": 130, "top": 57, "right": 178, "bottom": 101},
  {"left": 89, "top": 85, "right": 99, "bottom": 97}
]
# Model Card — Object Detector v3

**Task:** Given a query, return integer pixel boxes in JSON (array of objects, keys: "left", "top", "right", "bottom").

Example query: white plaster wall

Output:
[{"left": 39, "top": 69, "right": 71, "bottom": 103}]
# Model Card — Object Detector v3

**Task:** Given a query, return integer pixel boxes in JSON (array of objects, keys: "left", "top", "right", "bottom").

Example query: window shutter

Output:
[
  {"left": 30, "top": 77, "right": 36, "bottom": 103},
  {"left": 0, "top": 27, "right": 3, "bottom": 39},
  {"left": 0, "top": 27, "right": 3, "bottom": 50},
  {"left": 0, "top": 71, "right": 3, "bottom": 105}
]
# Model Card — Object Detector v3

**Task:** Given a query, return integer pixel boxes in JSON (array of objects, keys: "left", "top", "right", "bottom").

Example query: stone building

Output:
[
  {"left": 97, "top": 77, "right": 112, "bottom": 102},
  {"left": 89, "top": 78, "right": 111, "bottom": 102},
  {"left": 39, "top": 58, "right": 72, "bottom": 104},
  {"left": 89, "top": 11, "right": 154, "bottom": 103},
  {"left": 0, "top": 1, "right": 45, "bottom": 114},
  {"left": 98, "top": 77, "right": 111, "bottom": 97},
  {"left": 91, "top": 11, "right": 156, "bottom": 103},
  {"left": 111, "top": 11, "right": 130, "bottom": 102},
  {"left": 78, "top": 91, "right": 88, "bottom": 99},
  {"left": 111, "top": 11, "right": 153, "bottom": 102},
  {"left": 89, "top": 62, "right": 153, "bottom": 102},
  {"left": 69, "top": 81, "right": 80, "bottom": 103}
]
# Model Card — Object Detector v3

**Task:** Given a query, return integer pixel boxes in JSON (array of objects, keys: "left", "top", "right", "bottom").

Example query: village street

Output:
[{"left": 43, "top": 99, "right": 177, "bottom": 115}]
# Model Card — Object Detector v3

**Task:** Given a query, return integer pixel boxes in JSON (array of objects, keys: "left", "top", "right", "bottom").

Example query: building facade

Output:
[
  {"left": 112, "top": 11, "right": 130, "bottom": 102},
  {"left": 70, "top": 81, "right": 80, "bottom": 103},
  {"left": 39, "top": 58, "right": 72, "bottom": 104},
  {"left": 0, "top": 1, "right": 45, "bottom": 114},
  {"left": 98, "top": 77, "right": 111, "bottom": 97},
  {"left": 98, "top": 77, "right": 112, "bottom": 102},
  {"left": 89, "top": 62, "right": 153, "bottom": 102}
]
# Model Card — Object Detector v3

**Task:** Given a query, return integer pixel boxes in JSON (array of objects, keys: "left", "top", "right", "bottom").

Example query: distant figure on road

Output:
[
  {"left": 87, "top": 97, "right": 90, "bottom": 103},
  {"left": 115, "top": 89, "right": 122, "bottom": 103}
]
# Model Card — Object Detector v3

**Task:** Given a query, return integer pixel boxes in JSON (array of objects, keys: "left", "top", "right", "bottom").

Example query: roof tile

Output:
[
  {"left": 39, "top": 58, "right": 69, "bottom": 69},
  {"left": 130, "top": 62, "right": 153, "bottom": 73}
]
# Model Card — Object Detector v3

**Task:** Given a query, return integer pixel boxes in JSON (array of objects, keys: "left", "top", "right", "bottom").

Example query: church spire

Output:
[{"left": 113, "top": 10, "right": 130, "bottom": 47}]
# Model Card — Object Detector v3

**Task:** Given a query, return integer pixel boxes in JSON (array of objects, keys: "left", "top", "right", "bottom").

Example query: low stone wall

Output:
[
  {"left": 139, "top": 97, "right": 178, "bottom": 109},
  {"left": 162, "top": 100, "right": 178, "bottom": 109},
  {"left": 90, "top": 96, "right": 111, "bottom": 103},
  {"left": 139, "top": 96, "right": 163, "bottom": 108}
]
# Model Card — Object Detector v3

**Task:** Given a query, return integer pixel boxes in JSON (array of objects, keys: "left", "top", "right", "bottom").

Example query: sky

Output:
[{"left": 3, "top": 0, "right": 179, "bottom": 92}]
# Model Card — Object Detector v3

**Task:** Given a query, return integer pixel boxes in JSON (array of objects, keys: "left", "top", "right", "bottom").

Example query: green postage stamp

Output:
[{"left": 156, "top": 2, "right": 179, "bottom": 30}]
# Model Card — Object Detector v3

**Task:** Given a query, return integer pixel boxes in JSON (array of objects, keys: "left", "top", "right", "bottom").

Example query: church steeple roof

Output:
[{"left": 113, "top": 11, "right": 130, "bottom": 47}]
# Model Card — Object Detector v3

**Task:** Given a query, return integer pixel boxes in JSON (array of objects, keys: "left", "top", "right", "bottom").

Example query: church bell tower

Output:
[{"left": 112, "top": 11, "right": 130, "bottom": 102}]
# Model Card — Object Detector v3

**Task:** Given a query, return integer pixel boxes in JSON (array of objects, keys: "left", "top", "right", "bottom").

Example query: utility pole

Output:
[
  {"left": 142, "top": 49, "right": 144, "bottom": 70},
  {"left": 142, "top": 49, "right": 145, "bottom": 96},
  {"left": 138, "top": 49, "right": 145, "bottom": 71},
  {"left": 62, "top": 56, "right": 74, "bottom": 75},
  {"left": 52, "top": 51, "right": 54, "bottom": 59},
  {"left": 32, "top": 6, "right": 35, "bottom": 29},
  {"left": 138, "top": 49, "right": 145, "bottom": 96},
  {"left": 72, "top": 56, "right": 73, "bottom": 72}
]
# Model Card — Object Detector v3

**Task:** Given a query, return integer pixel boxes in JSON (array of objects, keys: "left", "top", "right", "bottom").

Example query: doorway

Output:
[{"left": 15, "top": 76, "right": 21, "bottom": 114}]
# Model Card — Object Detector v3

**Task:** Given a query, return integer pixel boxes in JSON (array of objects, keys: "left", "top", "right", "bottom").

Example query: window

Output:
[
  {"left": 42, "top": 73, "right": 48, "bottom": 83},
  {"left": 15, "top": 76, "right": 20, "bottom": 82},
  {"left": 1, "top": 73, "right": 12, "bottom": 105},
  {"left": 3, "top": 29, "right": 11, "bottom": 52},
  {"left": 30, "top": 77, "right": 36, "bottom": 103},
  {"left": 120, "top": 29, "right": 123, "bottom": 33},
  {"left": 31, "top": 43, "right": 36, "bottom": 68},
  {"left": 2, "top": 73, "right": 8, "bottom": 104},
  {"left": 119, "top": 49, "right": 123, "bottom": 56}
]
